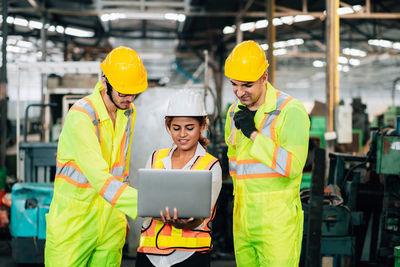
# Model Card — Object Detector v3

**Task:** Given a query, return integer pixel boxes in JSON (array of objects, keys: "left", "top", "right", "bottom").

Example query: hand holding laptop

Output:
[{"left": 160, "top": 206, "right": 204, "bottom": 230}]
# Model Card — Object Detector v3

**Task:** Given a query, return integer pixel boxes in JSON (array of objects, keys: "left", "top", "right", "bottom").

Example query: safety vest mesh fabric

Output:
[
  {"left": 55, "top": 97, "right": 134, "bottom": 206},
  {"left": 137, "top": 148, "right": 219, "bottom": 255},
  {"left": 228, "top": 91, "right": 293, "bottom": 180}
]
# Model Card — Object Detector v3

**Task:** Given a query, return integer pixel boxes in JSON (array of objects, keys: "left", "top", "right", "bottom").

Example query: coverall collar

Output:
[
  {"left": 236, "top": 81, "right": 277, "bottom": 114},
  {"left": 161, "top": 142, "right": 206, "bottom": 169},
  {"left": 258, "top": 81, "right": 278, "bottom": 114},
  {"left": 92, "top": 81, "right": 131, "bottom": 123}
]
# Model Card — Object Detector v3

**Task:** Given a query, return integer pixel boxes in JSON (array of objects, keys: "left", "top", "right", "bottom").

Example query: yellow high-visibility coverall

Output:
[
  {"left": 225, "top": 82, "right": 310, "bottom": 267},
  {"left": 45, "top": 81, "right": 138, "bottom": 266}
]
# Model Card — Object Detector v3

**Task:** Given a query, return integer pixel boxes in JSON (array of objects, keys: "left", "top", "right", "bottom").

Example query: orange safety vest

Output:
[
  {"left": 55, "top": 96, "right": 133, "bottom": 205},
  {"left": 228, "top": 90, "right": 294, "bottom": 180},
  {"left": 137, "top": 148, "right": 219, "bottom": 255}
]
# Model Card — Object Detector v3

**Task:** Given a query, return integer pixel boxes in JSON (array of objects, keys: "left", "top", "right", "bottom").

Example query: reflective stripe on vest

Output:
[
  {"left": 110, "top": 108, "right": 133, "bottom": 179},
  {"left": 70, "top": 97, "right": 101, "bottom": 144},
  {"left": 229, "top": 91, "right": 293, "bottom": 180},
  {"left": 138, "top": 148, "right": 219, "bottom": 255},
  {"left": 56, "top": 100, "right": 134, "bottom": 206}
]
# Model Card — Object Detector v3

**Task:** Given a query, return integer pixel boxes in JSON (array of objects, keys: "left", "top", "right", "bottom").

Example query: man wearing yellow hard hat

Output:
[
  {"left": 224, "top": 40, "right": 310, "bottom": 266},
  {"left": 45, "top": 46, "right": 147, "bottom": 266}
]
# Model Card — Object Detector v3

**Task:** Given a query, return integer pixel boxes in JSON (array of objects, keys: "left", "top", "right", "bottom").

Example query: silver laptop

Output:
[{"left": 137, "top": 168, "right": 212, "bottom": 218}]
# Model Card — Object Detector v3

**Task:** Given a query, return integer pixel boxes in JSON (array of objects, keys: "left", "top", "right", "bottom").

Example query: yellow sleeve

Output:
[
  {"left": 224, "top": 104, "right": 236, "bottom": 159},
  {"left": 64, "top": 110, "right": 137, "bottom": 219},
  {"left": 249, "top": 101, "right": 310, "bottom": 178},
  {"left": 224, "top": 105, "right": 237, "bottom": 193}
]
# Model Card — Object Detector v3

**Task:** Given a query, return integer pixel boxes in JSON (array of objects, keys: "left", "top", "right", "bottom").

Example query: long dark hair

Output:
[{"left": 165, "top": 116, "right": 210, "bottom": 150}]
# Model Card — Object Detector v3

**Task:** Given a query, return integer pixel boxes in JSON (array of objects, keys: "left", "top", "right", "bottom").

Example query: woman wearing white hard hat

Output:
[{"left": 136, "top": 89, "right": 222, "bottom": 267}]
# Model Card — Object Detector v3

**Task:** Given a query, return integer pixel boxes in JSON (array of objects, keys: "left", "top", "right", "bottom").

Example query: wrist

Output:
[{"left": 250, "top": 131, "right": 258, "bottom": 141}]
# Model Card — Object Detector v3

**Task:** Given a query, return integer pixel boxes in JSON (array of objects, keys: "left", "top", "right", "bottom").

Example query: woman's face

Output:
[{"left": 169, "top": 117, "right": 203, "bottom": 152}]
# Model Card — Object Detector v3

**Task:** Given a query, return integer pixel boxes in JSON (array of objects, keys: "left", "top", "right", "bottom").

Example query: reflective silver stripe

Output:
[
  {"left": 74, "top": 98, "right": 101, "bottom": 142},
  {"left": 123, "top": 109, "right": 133, "bottom": 160},
  {"left": 276, "top": 92, "right": 290, "bottom": 107},
  {"left": 56, "top": 165, "right": 89, "bottom": 184},
  {"left": 111, "top": 166, "right": 125, "bottom": 178},
  {"left": 237, "top": 162, "right": 275, "bottom": 175},
  {"left": 229, "top": 161, "right": 237, "bottom": 172},
  {"left": 275, "top": 146, "right": 289, "bottom": 175},
  {"left": 103, "top": 179, "right": 125, "bottom": 203},
  {"left": 260, "top": 115, "right": 275, "bottom": 138}
]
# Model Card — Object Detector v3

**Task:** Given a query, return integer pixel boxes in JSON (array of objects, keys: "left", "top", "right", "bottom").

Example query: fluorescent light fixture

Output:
[
  {"left": 223, "top": 26, "right": 235, "bottom": 34},
  {"left": 337, "top": 7, "right": 355, "bottom": 15},
  {"left": 65, "top": 27, "right": 95, "bottom": 38},
  {"left": 294, "top": 15, "right": 314, "bottom": 23},
  {"left": 7, "top": 45, "right": 27, "bottom": 53},
  {"left": 338, "top": 56, "right": 348, "bottom": 64},
  {"left": 261, "top": 38, "right": 304, "bottom": 50},
  {"left": 273, "top": 38, "right": 304, "bottom": 48},
  {"left": 56, "top": 26, "right": 65, "bottom": 34},
  {"left": 48, "top": 25, "right": 56, "bottom": 32},
  {"left": 223, "top": 15, "right": 314, "bottom": 35},
  {"left": 255, "top": 19, "right": 268, "bottom": 29},
  {"left": 368, "top": 39, "right": 393, "bottom": 48},
  {"left": 17, "top": 40, "right": 33, "bottom": 48},
  {"left": 280, "top": 16, "right": 294, "bottom": 25},
  {"left": 29, "top": 20, "right": 43, "bottom": 29},
  {"left": 313, "top": 60, "right": 325, "bottom": 68},
  {"left": 287, "top": 38, "right": 304, "bottom": 46},
  {"left": 337, "top": 5, "right": 362, "bottom": 15},
  {"left": 273, "top": 48, "right": 287, "bottom": 56},
  {"left": 6, "top": 17, "right": 14, "bottom": 24},
  {"left": 272, "top": 18, "right": 283, "bottom": 26},
  {"left": 352, "top": 5, "right": 362, "bottom": 12},
  {"left": 100, "top": 12, "right": 184, "bottom": 21},
  {"left": 273, "top": 41, "right": 286, "bottom": 49},
  {"left": 261, "top": 44, "right": 269, "bottom": 50},
  {"left": 342, "top": 65, "right": 350, "bottom": 72},
  {"left": 240, "top": 22, "right": 255, "bottom": 32},
  {"left": 337, "top": 64, "right": 343, "bottom": 71},
  {"left": 165, "top": 13, "right": 185, "bottom": 22},
  {"left": 349, "top": 58, "right": 361, "bottom": 66},
  {"left": 342, "top": 48, "right": 367, "bottom": 57},
  {"left": 13, "top": 18, "right": 29, "bottom": 27},
  {"left": 6, "top": 38, "right": 18, "bottom": 45},
  {"left": 101, "top": 13, "right": 127, "bottom": 22},
  {"left": 392, "top": 42, "right": 400, "bottom": 50}
]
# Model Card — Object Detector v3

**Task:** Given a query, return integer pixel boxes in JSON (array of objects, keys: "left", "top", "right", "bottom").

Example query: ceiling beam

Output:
[{"left": 5, "top": 7, "right": 400, "bottom": 19}]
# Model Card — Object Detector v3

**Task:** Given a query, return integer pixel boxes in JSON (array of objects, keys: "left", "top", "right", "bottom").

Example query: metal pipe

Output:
[
  {"left": 267, "top": 0, "right": 276, "bottom": 86},
  {"left": 0, "top": 0, "right": 8, "bottom": 168},
  {"left": 303, "top": 0, "right": 308, "bottom": 12},
  {"left": 393, "top": 78, "right": 400, "bottom": 107},
  {"left": 325, "top": 0, "right": 340, "bottom": 132},
  {"left": 235, "top": 18, "right": 243, "bottom": 44},
  {"left": 204, "top": 50, "right": 209, "bottom": 93},
  {"left": 16, "top": 68, "right": 20, "bottom": 180}
]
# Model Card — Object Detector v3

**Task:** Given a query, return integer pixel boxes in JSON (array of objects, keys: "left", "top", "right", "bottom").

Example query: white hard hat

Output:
[{"left": 165, "top": 89, "right": 207, "bottom": 116}]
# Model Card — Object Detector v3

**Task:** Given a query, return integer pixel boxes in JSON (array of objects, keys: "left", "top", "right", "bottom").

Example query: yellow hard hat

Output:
[
  {"left": 224, "top": 40, "right": 269, "bottom": 82},
  {"left": 100, "top": 46, "right": 148, "bottom": 94}
]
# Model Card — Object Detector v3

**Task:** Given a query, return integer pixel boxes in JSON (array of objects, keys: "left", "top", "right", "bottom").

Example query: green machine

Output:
[
  {"left": 309, "top": 116, "right": 326, "bottom": 149},
  {"left": 376, "top": 134, "right": 400, "bottom": 175}
]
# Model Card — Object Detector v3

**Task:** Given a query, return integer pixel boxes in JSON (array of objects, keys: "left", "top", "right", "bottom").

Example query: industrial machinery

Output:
[
  {"left": 10, "top": 104, "right": 57, "bottom": 264},
  {"left": 302, "top": 122, "right": 400, "bottom": 267}
]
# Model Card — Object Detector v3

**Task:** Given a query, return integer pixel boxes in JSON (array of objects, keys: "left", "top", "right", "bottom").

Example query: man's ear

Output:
[
  {"left": 101, "top": 77, "right": 107, "bottom": 90},
  {"left": 261, "top": 73, "right": 268, "bottom": 83}
]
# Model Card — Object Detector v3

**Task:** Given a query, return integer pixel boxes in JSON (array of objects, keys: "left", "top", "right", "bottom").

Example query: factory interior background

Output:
[{"left": 0, "top": 0, "right": 400, "bottom": 266}]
